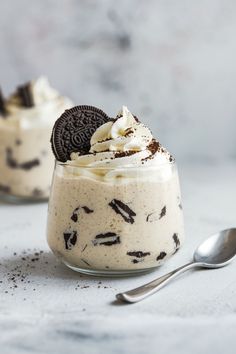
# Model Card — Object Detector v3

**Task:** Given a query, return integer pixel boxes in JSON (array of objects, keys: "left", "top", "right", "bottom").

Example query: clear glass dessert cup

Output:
[
  {"left": 0, "top": 125, "right": 54, "bottom": 203},
  {"left": 47, "top": 160, "right": 185, "bottom": 276}
]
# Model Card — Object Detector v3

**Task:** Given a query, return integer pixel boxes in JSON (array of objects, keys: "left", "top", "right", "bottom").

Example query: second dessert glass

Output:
[
  {"left": 0, "top": 77, "right": 73, "bottom": 203},
  {"left": 47, "top": 160, "right": 184, "bottom": 276}
]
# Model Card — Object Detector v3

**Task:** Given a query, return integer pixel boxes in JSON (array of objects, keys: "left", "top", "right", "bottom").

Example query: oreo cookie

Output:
[
  {"left": 0, "top": 88, "right": 7, "bottom": 116},
  {"left": 51, "top": 105, "right": 110, "bottom": 162},
  {"left": 18, "top": 82, "right": 34, "bottom": 108}
]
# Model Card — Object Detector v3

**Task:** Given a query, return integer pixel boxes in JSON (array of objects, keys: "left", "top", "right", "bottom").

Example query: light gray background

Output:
[
  {"left": 1, "top": 2, "right": 236, "bottom": 354},
  {"left": 1, "top": 0, "right": 236, "bottom": 162}
]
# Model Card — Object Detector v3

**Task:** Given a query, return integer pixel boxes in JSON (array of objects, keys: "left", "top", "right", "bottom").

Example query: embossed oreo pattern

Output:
[{"left": 51, "top": 105, "right": 110, "bottom": 162}]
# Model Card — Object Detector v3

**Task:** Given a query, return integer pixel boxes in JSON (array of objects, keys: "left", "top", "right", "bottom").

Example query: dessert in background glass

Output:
[
  {"left": 0, "top": 77, "right": 73, "bottom": 201},
  {"left": 47, "top": 106, "right": 184, "bottom": 276}
]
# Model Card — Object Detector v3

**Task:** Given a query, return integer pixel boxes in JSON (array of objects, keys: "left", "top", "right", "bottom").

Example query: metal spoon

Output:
[{"left": 116, "top": 228, "right": 236, "bottom": 303}]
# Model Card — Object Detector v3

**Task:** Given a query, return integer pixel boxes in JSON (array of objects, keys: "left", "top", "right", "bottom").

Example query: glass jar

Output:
[
  {"left": 47, "top": 160, "right": 185, "bottom": 276},
  {"left": 0, "top": 122, "right": 55, "bottom": 202}
]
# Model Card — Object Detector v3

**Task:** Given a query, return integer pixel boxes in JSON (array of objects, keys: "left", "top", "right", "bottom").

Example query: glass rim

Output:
[{"left": 55, "top": 159, "right": 176, "bottom": 170}]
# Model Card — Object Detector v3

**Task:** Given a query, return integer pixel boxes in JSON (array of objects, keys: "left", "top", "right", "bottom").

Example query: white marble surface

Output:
[
  {"left": 1, "top": 0, "right": 236, "bottom": 161},
  {"left": 0, "top": 161, "right": 236, "bottom": 353}
]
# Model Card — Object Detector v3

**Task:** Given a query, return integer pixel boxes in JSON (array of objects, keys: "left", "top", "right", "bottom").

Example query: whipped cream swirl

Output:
[
  {"left": 70, "top": 106, "right": 172, "bottom": 170},
  {"left": 1, "top": 77, "right": 73, "bottom": 129}
]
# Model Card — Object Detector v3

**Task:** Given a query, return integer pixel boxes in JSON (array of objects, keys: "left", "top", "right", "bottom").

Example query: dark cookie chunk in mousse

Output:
[
  {"left": 0, "top": 184, "right": 11, "bottom": 193},
  {"left": 51, "top": 105, "right": 110, "bottom": 162},
  {"left": 159, "top": 206, "right": 166, "bottom": 219},
  {"left": 32, "top": 188, "right": 43, "bottom": 197},
  {"left": 146, "top": 206, "right": 166, "bottom": 223},
  {"left": 146, "top": 212, "right": 158, "bottom": 223},
  {"left": 127, "top": 251, "right": 151, "bottom": 264},
  {"left": 156, "top": 251, "right": 167, "bottom": 261},
  {"left": 64, "top": 231, "right": 77, "bottom": 250},
  {"left": 177, "top": 196, "right": 183, "bottom": 210},
  {"left": 109, "top": 199, "right": 136, "bottom": 224},
  {"left": 71, "top": 206, "right": 94, "bottom": 222},
  {"left": 127, "top": 251, "right": 150, "bottom": 258},
  {"left": 0, "top": 88, "right": 7, "bottom": 116},
  {"left": 17, "top": 82, "right": 34, "bottom": 108},
  {"left": 15, "top": 139, "right": 22, "bottom": 146},
  {"left": 82, "top": 206, "right": 94, "bottom": 214},
  {"left": 93, "top": 232, "right": 120, "bottom": 246},
  {"left": 81, "top": 259, "right": 91, "bottom": 267},
  {"left": 81, "top": 244, "right": 88, "bottom": 252},
  {"left": 173, "top": 233, "right": 180, "bottom": 253},
  {"left": 6, "top": 148, "right": 40, "bottom": 171},
  {"left": 71, "top": 207, "right": 80, "bottom": 222}
]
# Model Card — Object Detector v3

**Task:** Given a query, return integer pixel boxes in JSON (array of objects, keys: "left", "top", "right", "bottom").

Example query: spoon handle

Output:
[{"left": 116, "top": 261, "right": 200, "bottom": 303}]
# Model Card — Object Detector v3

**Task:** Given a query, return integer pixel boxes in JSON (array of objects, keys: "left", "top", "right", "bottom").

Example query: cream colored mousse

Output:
[
  {"left": 47, "top": 106, "right": 184, "bottom": 272},
  {"left": 0, "top": 77, "right": 73, "bottom": 199}
]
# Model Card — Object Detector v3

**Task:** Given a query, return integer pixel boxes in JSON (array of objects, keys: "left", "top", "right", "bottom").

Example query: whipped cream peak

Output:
[
  {"left": 30, "top": 76, "right": 60, "bottom": 105},
  {"left": 6, "top": 76, "right": 62, "bottom": 112},
  {"left": 90, "top": 106, "right": 153, "bottom": 153},
  {"left": 0, "top": 76, "right": 73, "bottom": 129},
  {"left": 69, "top": 106, "right": 172, "bottom": 176}
]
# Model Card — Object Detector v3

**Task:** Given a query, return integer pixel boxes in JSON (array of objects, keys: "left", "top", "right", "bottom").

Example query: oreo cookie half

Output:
[{"left": 51, "top": 105, "right": 110, "bottom": 162}]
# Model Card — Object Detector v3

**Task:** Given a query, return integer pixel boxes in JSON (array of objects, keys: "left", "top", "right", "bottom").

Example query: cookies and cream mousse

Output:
[
  {"left": 0, "top": 77, "right": 73, "bottom": 199},
  {"left": 47, "top": 105, "right": 184, "bottom": 273}
]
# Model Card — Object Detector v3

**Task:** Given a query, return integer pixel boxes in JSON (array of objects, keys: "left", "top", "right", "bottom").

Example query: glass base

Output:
[
  {"left": 63, "top": 260, "right": 158, "bottom": 277},
  {"left": 0, "top": 191, "right": 48, "bottom": 204}
]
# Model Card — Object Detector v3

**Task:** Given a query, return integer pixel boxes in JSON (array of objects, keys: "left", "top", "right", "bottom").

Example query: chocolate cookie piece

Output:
[
  {"left": 81, "top": 244, "right": 88, "bottom": 252},
  {"left": 15, "top": 139, "right": 22, "bottom": 146},
  {"left": 32, "top": 188, "right": 43, "bottom": 197},
  {"left": 146, "top": 207, "right": 166, "bottom": 223},
  {"left": 173, "top": 233, "right": 180, "bottom": 248},
  {"left": 64, "top": 231, "right": 77, "bottom": 250},
  {"left": 127, "top": 251, "right": 150, "bottom": 258},
  {"left": 82, "top": 206, "right": 94, "bottom": 214},
  {"left": 127, "top": 251, "right": 150, "bottom": 264},
  {"left": 81, "top": 259, "right": 91, "bottom": 267},
  {"left": 92, "top": 232, "right": 120, "bottom": 246},
  {"left": 18, "top": 82, "right": 34, "bottom": 108},
  {"left": 109, "top": 199, "right": 136, "bottom": 224},
  {"left": 71, "top": 205, "right": 94, "bottom": 222},
  {"left": 173, "top": 233, "right": 180, "bottom": 254},
  {"left": 6, "top": 148, "right": 40, "bottom": 170},
  {"left": 51, "top": 105, "right": 110, "bottom": 162},
  {"left": 0, "top": 184, "right": 10, "bottom": 193},
  {"left": 146, "top": 212, "right": 158, "bottom": 223},
  {"left": 71, "top": 207, "right": 80, "bottom": 222},
  {"left": 177, "top": 196, "right": 183, "bottom": 210},
  {"left": 132, "top": 259, "right": 140, "bottom": 264},
  {"left": 0, "top": 88, "right": 7, "bottom": 116},
  {"left": 156, "top": 251, "right": 167, "bottom": 261},
  {"left": 159, "top": 206, "right": 166, "bottom": 219}
]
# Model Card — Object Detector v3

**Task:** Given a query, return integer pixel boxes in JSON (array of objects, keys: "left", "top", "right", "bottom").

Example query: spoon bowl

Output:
[{"left": 194, "top": 228, "right": 236, "bottom": 267}]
